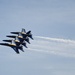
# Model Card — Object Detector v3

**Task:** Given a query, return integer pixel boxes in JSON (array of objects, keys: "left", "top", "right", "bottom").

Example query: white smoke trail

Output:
[
  {"left": 27, "top": 36, "right": 75, "bottom": 58},
  {"left": 35, "top": 36, "right": 75, "bottom": 44}
]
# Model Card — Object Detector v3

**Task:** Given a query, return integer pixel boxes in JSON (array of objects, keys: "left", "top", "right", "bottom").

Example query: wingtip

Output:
[
  {"left": 17, "top": 53, "right": 20, "bottom": 54},
  {"left": 10, "top": 32, "right": 13, "bottom": 34},
  {"left": 32, "top": 38, "right": 34, "bottom": 40},
  {"left": 6, "top": 35, "right": 10, "bottom": 37}
]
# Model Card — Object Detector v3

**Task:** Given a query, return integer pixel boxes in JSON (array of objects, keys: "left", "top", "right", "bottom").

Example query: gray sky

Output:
[{"left": 0, "top": 0, "right": 75, "bottom": 75}]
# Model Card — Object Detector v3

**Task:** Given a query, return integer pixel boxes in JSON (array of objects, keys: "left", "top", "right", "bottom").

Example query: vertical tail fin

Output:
[
  {"left": 11, "top": 40, "right": 16, "bottom": 45},
  {"left": 18, "top": 33, "right": 23, "bottom": 38},
  {"left": 15, "top": 36, "right": 20, "bottom": 42},
  {"left": 21, "top": 28, "right": 26, "bottom": 33}
]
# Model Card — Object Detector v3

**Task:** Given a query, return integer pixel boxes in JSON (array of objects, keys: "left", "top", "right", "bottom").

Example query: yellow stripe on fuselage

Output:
[
  {"left": 9, "top": 44, "right": 16, "bottom": 46},
  {"left": 18, "top": 36, "right": 23, "bottom": 38},
  {"left": 21, "top": 32, "right": 26, "bottom": 34},
  {"left": 15, "top": 40, "right": 19, "bottom": 42}
]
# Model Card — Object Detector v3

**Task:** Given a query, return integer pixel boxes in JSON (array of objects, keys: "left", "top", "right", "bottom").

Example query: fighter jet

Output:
[
  {"left": 6, "top": 33, "right": 30, "bottom": 44},
  {"left": 0, "top": 40, "right": 23, "bottom": 54},
  {"left": 3, "top": 36, "right": 28, "bottom": 48},
  {"left": 11, "top": 28, "right": 34, "bottom": 40}
]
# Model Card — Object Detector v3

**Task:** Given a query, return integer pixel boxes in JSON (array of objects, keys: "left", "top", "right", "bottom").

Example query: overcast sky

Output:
[{"left": 0, "top": 0, "right": 75, "bottom": 75}]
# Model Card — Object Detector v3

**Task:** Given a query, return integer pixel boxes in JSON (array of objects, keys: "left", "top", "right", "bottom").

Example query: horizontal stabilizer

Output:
[{"left": 26, "top": 31, "right": 31, "bottom": 35}]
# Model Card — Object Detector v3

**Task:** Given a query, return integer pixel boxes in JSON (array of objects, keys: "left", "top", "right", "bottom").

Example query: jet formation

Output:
[{"left": 0, "top": 28, "right": 33, "bottom": 54}]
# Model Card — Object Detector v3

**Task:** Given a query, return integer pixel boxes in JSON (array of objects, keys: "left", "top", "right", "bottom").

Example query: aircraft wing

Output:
[
  {"left": 13, "top": 47, "right": 20, "bottom": 54},
  {"left": 11, "top": 32, "right": 20, "bottom": 34},
  {"left": 15, "top": 49, "right": 19, "bottom": 54},
  {"left": 0, "top": 43, "right": 12, "bottom": 46},
  {"left": 7, "top": 35, "right": 23, "bottom": 39},
  {"left": 3, "top": 40, "right": 12, "bottom": 42},
  {"left": 6, "top": 35, "right": 16, "bottom": 38},
  {"left": 11, "top": 29, "right": 26, "bottom": 34}
]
